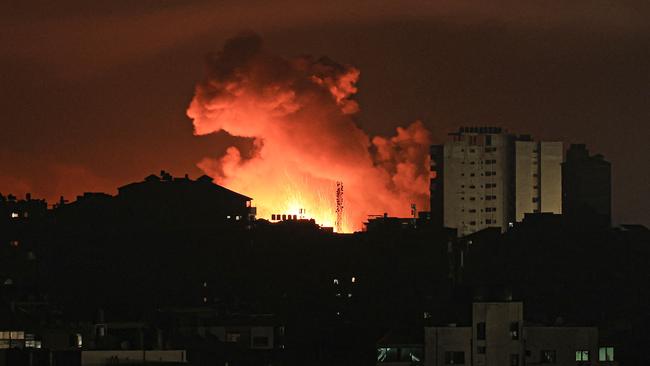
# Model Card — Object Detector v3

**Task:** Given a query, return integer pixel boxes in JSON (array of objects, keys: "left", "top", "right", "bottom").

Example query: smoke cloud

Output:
[{"left": 187, "top": 33, "right": 430, "bottom": 231}]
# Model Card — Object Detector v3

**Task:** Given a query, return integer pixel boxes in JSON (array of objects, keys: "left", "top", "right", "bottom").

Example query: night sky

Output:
[{"left": 1, "top": 0, "right": 648, "bottom": 225}]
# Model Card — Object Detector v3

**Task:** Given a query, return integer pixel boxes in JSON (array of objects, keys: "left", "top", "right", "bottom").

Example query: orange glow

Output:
[{"left": 187, "top": 34, "right": 430, "bottom": 232}]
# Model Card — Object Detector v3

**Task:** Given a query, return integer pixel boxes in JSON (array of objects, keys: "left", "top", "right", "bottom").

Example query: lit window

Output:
[
  {"left": 10, "top": 241, "right": 19, "bottom": 247},
  {"left": 347, "top": 293, "right": 352, "bottom": 298},
  {"left": 351, "top": 277, "right": 356, "bottom": 283},
  {"left": 11, "top": 212, "right": 19, "bottom": 218},
  {"left": 377, "top": 347, "right": 398, "bottom": 362},
  {"left": 599, "top": 347, "right": 614, "bottom": 361},
  {"left": 333, "top": 278, "right": 339, "bottom": 285},
  {"left": 75, "top": 333, "right": 83, "bottom": 348},
  {"left": 576, "top": 350, "right": 589, "bottom": 361}
]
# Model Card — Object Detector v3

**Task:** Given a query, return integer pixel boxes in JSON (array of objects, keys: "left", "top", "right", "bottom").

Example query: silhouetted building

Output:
[
  {"left": 562, "top": 144, "right": 611, "bottom": 226},
  {"left": 116, "top": 171, "right": 255, "bottom": 229}
]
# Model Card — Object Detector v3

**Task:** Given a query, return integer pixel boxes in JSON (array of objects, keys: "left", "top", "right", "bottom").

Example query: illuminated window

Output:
[
  {"left": 25, "top": 340, "right": 41, "bottom": 348},
  {"left": 10, "top": 240, "right": 19, "bottom": 247},
  {"left": 333, "top": 278, "right": 339, "bottom": 285},
  {"left": 599, "top": 347, "right": 614, "bottom": 361},
  {"left": 540, "top": 350, "right": 556, "bottom": 363},
  {"left": 445, "top": 351, "right": 465, "bottom": 364},
  {"left": 351, "top": 277, "right": 356, "bottom": 283},
  {"left": 576, "top": 350, "right": 589, "bottom": 361},
  {"left": 400, "top": 347, "right": 423, "bottom": 363},
  {"left": 377, "top": 348, "right": 398, "bottom": 362},
  {"left": 347, "top": 293, "right": 352, "bottom": 298},
  {"left": 11, "top": 212, "right": 19, "bottom": 218},
  {"left": 75, "top": 333, "right": 83, "bottom": 348}
]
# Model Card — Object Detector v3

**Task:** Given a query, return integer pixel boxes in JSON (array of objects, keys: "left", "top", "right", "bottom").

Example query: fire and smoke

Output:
[{"left": 187, "top": 33, "right": 431, "bottom": 232}]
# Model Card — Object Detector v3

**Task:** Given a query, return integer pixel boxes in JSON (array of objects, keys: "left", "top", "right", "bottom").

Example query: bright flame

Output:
[{"left": 188, "top": 33, "right": 430, "bottom": 232}]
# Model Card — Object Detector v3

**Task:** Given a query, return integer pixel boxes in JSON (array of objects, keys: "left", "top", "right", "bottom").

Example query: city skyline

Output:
[{"left": 1, "top": 1, "right": 649, "bottom": 226}]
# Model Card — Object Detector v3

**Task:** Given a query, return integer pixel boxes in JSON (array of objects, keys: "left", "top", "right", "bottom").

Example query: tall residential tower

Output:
[{"left": 438, "top": 127, "right": 562, "bottom": 236}]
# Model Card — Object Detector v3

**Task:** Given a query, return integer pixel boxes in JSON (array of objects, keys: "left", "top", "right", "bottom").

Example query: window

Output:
[
  {"left": 540, "top": 350, "right": 556, "bottom": 363},
  {"left": 445, "top": 351, "right": 465, "bottom": 364},
  {"left": 469, "top": 221, "right": 476, "bottom": 226},
  {"left": 510, "top": 354, "right": 519, "bottom": 366},
  {"left": 576, "top": 350, "right": 590, "bottom": 361},
  {"left": 400, "top": 347, "right": 423, "bottom": 363},
  {"left": 226, "top": 332, "right": 241, "bottom": 343},
  {"left": 377, "top": 348, "right": 398, "bottom": 362},
  {"left": 510, "top": 322, "right": 519, "bottom": 340},
  {"left": 532, "top": 197, "right": 539, "bottom": 203},
  {"left": 477, "top": 346, "right": 486, "bottom": 354},
  {"left": 599, "top": 347, "right": 614, "bottom": 361},
  {"left": 476, "top": 322, "right": 486, "bottom": 340}
]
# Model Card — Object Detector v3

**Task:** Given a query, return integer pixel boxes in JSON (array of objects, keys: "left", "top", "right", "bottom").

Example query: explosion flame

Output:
[{"left": 187, "top": 33, "right": 431, "bottom": 232}]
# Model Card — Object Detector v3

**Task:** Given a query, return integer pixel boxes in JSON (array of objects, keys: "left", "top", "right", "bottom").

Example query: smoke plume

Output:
[{"left": 187, "top": 33, "right": 430, "bottom": 232}]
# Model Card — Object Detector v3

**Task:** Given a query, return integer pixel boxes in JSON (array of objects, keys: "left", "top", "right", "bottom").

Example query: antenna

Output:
[{"left": 336, "top": 181, "right": 344, "bottom": 233}]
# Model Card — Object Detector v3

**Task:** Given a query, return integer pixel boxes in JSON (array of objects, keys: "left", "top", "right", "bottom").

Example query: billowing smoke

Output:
[{"left": 187, "top": 33, "right": 430, "bottom": 232}]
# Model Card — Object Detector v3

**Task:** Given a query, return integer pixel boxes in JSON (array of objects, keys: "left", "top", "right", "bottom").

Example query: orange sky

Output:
[{"left": 1, "top": 0, "right": 649, "bottom": 225}]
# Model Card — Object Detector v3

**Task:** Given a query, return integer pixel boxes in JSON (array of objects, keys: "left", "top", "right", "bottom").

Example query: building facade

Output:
[
  {"left": 439, "top": 127, "right": 562, "bottom": 236},
  {"left": 515, "top": 140, "right": 563, "bottom": 222},
  {"left": 424, "top": 302, "right": 613, "bottom": 366}
]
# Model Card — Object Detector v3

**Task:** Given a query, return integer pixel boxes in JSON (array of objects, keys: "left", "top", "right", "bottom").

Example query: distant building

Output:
[
  {"left": 562, "top": 144, "right": 611, "bottom": 226},
  {"left": 422, "top": 302, "right": 614, "bottom": 366},
  {"left": 439, "top": 127, "right": 562, "bottom": 236},
  {"left": 116, "top": 171, "right": 255, "bottom": 228},
  {"left": 515, "top": 138, "right": 562, "bottom": 222}
]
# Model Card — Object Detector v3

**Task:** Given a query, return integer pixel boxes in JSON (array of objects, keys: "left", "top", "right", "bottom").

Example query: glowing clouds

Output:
[{"left": 187, "top": 33, "right": 431, "bottom": 232}]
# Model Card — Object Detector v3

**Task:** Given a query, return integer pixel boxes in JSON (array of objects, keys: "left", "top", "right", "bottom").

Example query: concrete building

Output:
[
  {"left": 562, "top": 144, "right": 611, "bottom": 226},
  {"left": 423, "top": 302, "right": 613, "bottom": 366},
  {"left": 515, "top": 139, "right": 563, "bottom": 222},
  {"left": 439, "top": 127, "right": 562, "bottom": 236}
]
